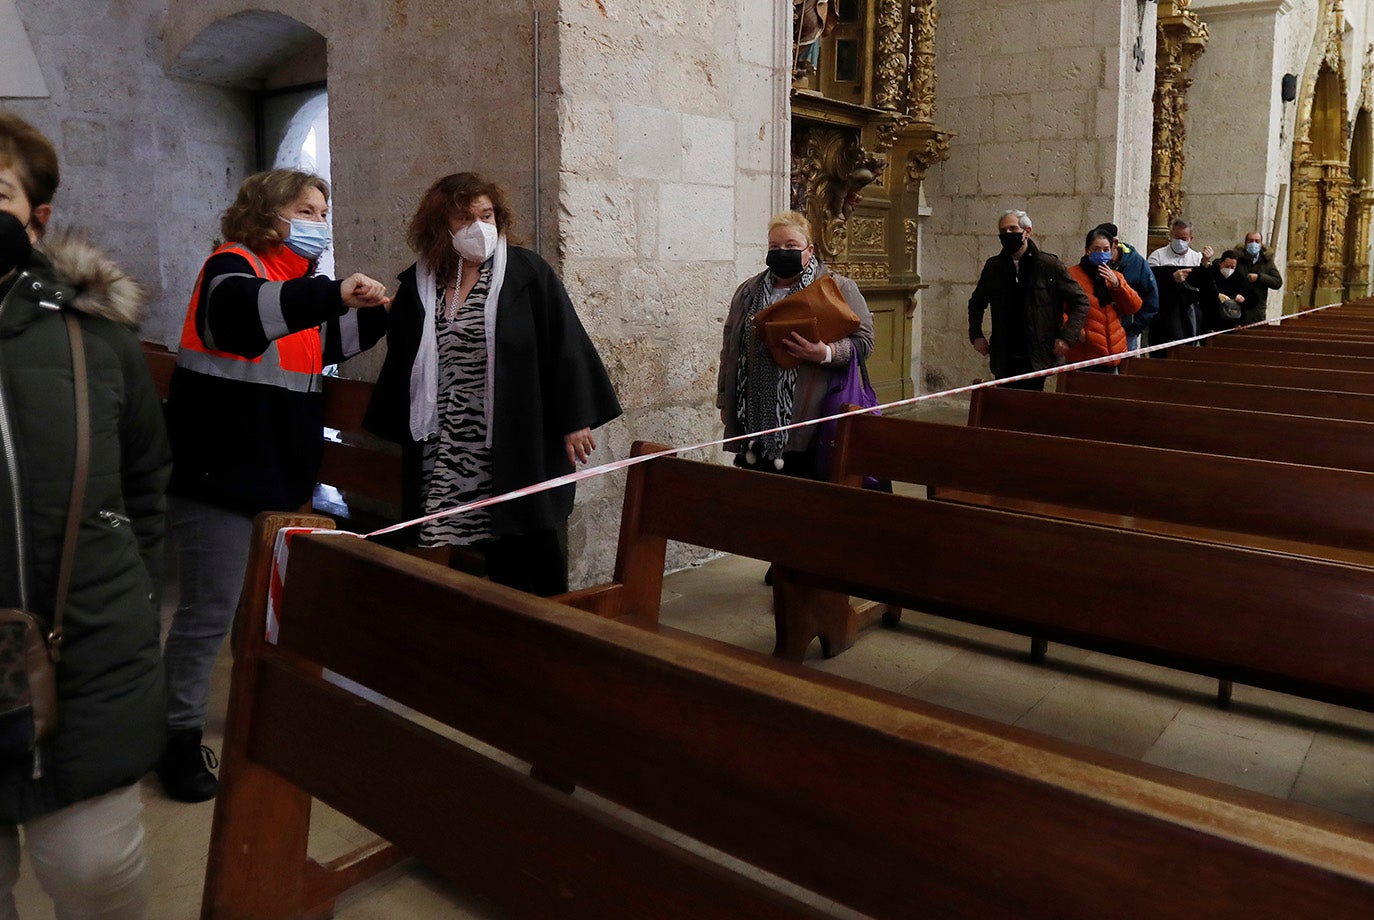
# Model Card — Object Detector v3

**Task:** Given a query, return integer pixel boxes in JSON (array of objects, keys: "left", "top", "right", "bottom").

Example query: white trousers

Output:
[{"left": 0, "top": 784, "right": 149, "bottom": 920}]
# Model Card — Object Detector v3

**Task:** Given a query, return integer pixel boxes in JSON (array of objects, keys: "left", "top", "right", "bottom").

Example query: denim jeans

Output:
[
  {"left": 164, "top": 496, "right": 254, "bottom": 732},
  {"left": 0, "top": 784, "right": 149, "bottom": 919}
]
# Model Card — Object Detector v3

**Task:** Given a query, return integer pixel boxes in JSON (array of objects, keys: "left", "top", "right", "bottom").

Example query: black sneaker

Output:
[{"left": 155, "top": 728, "right": 219, "bottom": 803}]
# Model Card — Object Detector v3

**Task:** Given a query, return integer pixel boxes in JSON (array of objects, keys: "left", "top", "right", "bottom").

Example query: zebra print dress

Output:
[{"left": 419, "top": 262, "right": 495, "bottom": 547}]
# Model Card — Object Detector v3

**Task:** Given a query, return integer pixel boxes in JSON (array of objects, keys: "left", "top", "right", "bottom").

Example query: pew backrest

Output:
[
  {"left": 1058, "top": 371, "right": 1374, "bottom": 422},
  {"left": 1121, "top": 355, "right": 1374, "bottom": 393},
  {"left": 204, "top": 512, "right": 1374, "bottom": 919},
  {"left": 828, "top": 413, "right": 1374, "bottom": 566},
  {"left": 1214, "top": 333, "right": 1374, "bottom": 357},
  {"left": 968, "top": 387, "right": 1374, "bottom": 473},
  {"left": 1181, "top": 346, "right": 1374, "bottom": 371}
]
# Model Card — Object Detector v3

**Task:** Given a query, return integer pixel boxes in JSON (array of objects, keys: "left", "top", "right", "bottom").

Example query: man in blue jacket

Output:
[{"left": 1094, "top": 223, "right": 1158, "bottom": 353}]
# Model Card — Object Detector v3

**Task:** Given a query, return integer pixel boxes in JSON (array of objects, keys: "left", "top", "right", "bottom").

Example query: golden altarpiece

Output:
[
  {"left": 1287, "top": 0, "right": 1357, "bottom": 310},
  {"left": 789, "top": 0, "right": 949, "bottom": 400},
  {"left": 1345, "top": 48, "right": 1373, "bottom": 300}
]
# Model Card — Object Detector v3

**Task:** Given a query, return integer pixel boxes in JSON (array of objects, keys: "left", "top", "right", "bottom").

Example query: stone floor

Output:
[{"left": 13, "top": 393, "right": 1374, "bottom": 917}]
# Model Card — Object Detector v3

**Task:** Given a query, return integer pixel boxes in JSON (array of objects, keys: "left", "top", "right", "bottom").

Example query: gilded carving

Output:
[
  {"left": 827, "top": 261, "right": 890, "bottom": 282},
  {"left": 1350, "top": 47, "right": 1374, "bottom": 294},
  {"left": 905, "top": 128, "right": 951, "bottom": 192},
  {"left": 1287, "top": 0, "right": 1355, "bottom": 307},
  {"left": 790, "top": 126, "right": 886, "bottom": 261},
  {"left": 1148, "top": 0, "right": 1209, "bottom": 250},
  {"left": 849, "top": 217, "right": 887, "bottom": 252},
  {"left": 874, "top": 0, "right": 907, "bottom": 111},
  {"left": 908, "top": 0, "right": 939, "bottom": 124},
  {"left": 903, "top": 219, "right": 920, "bottom": 255}
]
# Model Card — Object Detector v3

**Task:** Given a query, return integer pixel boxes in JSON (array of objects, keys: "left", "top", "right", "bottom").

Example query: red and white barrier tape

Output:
[{"left": 359, "top": 299, "right": 1345, "bottom": 539}]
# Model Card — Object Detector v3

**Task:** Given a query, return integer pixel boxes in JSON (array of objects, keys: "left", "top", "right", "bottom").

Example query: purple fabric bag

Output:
[{"left": 814, "top": 353, "right": 888, "bottom": 490}]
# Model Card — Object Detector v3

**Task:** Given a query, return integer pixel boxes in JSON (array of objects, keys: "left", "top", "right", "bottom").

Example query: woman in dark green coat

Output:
[{"left": 0, "top": 112, "right": 169, "bottom": 919}]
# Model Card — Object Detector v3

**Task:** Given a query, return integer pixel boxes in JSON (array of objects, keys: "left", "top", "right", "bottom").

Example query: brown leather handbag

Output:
[
  {"left": 0, "top": 313, "right": 87, "bottom": 758},
  {"left": 750, "top": 274, "right": 861, "bottom": 369}
]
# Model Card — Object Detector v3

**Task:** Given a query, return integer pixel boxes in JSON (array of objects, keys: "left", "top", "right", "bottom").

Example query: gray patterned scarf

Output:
[{"left": 734, "top": 257, "right": 820, "bottom": 460}]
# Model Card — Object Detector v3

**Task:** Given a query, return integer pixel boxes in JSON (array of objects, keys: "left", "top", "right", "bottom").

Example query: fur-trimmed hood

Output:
[{"left": 37, "top": 230, "right": 145, "bottom": 325}]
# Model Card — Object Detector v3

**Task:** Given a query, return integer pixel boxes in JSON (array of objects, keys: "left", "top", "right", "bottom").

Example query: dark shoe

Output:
[{"left": 156, "top": 728, "right": 219, "bottom": 803}]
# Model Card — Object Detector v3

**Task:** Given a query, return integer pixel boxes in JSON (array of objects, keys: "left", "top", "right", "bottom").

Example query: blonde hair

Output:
[
  {"left": 220, "top": 169, "right": 330, "bottom": 253},
  {"left": 767, "top": 211, "right": 813, "bottom": 244}
]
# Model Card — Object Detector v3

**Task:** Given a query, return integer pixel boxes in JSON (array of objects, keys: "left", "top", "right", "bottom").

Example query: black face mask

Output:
[
  {"left": 766, "top": 248, "right": 806, "bottom": 278},
  {"left": 0, "top": 211, "right": 32, "bottom": 278},
  {"left": 998, "top": 231, "right": 1024, "bottom": 254}
]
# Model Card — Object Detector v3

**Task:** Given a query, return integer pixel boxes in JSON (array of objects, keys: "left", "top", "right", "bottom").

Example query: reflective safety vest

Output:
[{"left": 176, "top": 243, "right": 323, "bottom": 394}]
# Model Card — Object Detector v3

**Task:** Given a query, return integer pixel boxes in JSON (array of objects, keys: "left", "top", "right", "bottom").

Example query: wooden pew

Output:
[
  {"left": 967, "top": 387, "right": 1374, "bottom": 474},
  {"left": 1120, "top": 355, "right": 1374, "bottom": 395},
  {"left": 1058, "top": 371, "right": 1374, "bottom": 423},
  {"left": 827, "top": 411, "right": 1374, "bottom": 693},
  {"left": 590, "top": 444, "right": 1374, "bottom": 712},
  {"left": 1212, "top": 333, "right": 1374, "bottom": 357},
  {"left": 829, "top": 413, "right": 1374, "bottom": 569},
  {"left": 1246, "top": 324, "right": 1374, "bottom": 338},
  {"left": 204, "top": 512, "right": 1374, "bottom": 919},
  {"left": 1174, "top": 346, "right": 1374, "bottom": 371}
]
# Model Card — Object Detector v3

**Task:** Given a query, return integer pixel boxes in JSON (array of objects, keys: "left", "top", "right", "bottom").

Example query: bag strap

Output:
[
  {"left": 50, "top": 313, "right": 89, "bottom": 663},
  {"left": 857, "top": 353, "right": 874, "bottom": 391}
]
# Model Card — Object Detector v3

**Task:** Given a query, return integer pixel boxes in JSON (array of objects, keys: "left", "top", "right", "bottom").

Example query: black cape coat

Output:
[{"left": 364, "top": 246, "right": 622, "bottom": 536}]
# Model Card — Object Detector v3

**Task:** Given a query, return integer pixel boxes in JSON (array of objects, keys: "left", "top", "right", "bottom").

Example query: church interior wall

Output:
[
  {"left": 5, "top": 0, "right": 794, "bottom": 588},
  {"left": 5, "top": 0, "right": 257, "bottom": 347},
  {"left": 552, "top": 0, "right": 789, "bottom": 582},
  {"left": 1182, "top": 4, "right": 1288, "bottom": 264},
  {"left": 918, "top": 0, "right": 1141, "bottom": 393}
]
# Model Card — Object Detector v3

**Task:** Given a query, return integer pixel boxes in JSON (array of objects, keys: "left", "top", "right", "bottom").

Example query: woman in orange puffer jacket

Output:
[{"left": 1064, "top": 226, "right": 1142, "bottom": 370}]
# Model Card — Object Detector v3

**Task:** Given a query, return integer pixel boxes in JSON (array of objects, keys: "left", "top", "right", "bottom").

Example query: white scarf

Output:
[{"left": 408, "top": 235, "right": 508, "bottom": 446}]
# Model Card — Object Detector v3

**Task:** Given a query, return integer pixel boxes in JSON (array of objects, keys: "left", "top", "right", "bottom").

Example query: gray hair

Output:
[
  {"left": 1170, "top": 218, "right": 1192, "bottom": 233},
  {"left": 999, "top": 209, "right": 1032, "bottom": 230}
]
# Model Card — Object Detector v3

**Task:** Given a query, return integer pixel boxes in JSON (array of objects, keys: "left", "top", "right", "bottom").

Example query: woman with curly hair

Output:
[
  {"left": 365, "top": 173, "right": 620, "bottom": 597},
  {"left": 158, "top": 169, "right": 390, "bottom": 803}
]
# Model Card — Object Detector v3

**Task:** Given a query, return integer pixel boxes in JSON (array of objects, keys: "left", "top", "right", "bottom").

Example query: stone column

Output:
[{"left": 1148, "top": 0, "right": 1209, "bottom": 252}]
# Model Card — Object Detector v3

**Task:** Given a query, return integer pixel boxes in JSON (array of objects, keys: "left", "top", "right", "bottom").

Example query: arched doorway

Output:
[{"left": 163, "top": 9, "right": 331, "bottom": 264}]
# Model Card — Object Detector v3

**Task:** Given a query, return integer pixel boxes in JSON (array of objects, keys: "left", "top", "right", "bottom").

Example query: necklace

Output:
[{"left": 444, "top": 257, "right": 465, "bottom": 322}]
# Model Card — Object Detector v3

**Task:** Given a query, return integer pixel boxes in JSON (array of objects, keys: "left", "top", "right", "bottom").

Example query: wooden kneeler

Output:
[{"left": 201, "top": 512, "right": 405, "bottom": 920}]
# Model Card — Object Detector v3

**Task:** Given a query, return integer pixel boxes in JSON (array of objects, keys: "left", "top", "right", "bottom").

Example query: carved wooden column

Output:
[
  {"left": 1148, "top": 0, "right": 1209, "bottom": 253},
  {"left": 1346, "top": 46, "right": 1374, "bottom": 298}
]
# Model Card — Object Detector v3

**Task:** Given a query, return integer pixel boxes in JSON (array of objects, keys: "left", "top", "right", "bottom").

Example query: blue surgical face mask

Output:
[
  {"left": 1087, "top": 250, "right": 1112, "bottom": 267},
  {"left": 1169, "top": 238, "right": 1190, "bottom": 255},
  {"left": 282, "top": 218, "right": 331, "bottom": 260},
  {"left": 1245, "top": 241, "right": 1261, "bottom": 257}
]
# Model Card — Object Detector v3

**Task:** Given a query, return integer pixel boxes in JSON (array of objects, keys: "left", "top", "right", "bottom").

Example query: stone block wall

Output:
[
  {"left": 554, "top": 0, "right": 789, "bottom": 582},
  {"left": 5, "top": 0, "right": 255, "bottom": 346},
  {"left": 1185, "top": 1, "right": 1294, "bottom": 277},
  {"left": 919, "top": 0, "right": 1144, "bottom": 393}
]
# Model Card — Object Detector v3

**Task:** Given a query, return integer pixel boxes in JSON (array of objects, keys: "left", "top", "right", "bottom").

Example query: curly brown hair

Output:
[
  {"left": 220, "top": 169, "right": 330, "bottom": 253},
  {"left": 408, "top": 173, "right": 516, "bottom": 279}
]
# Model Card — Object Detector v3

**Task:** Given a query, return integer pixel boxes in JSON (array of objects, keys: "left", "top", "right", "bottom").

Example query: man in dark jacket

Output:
[
  {"left": 1093, "top": 222, "right": 1158, "bottom": 352},
  {"left": 0, "top": 112, "right": 170, "bottom": 917},
  {"left": 968, "top": 210, "right": 1090, "bottom": 390},
  {"left": 1237, "top": 231, "right": 1284, "bottom": 322}
]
